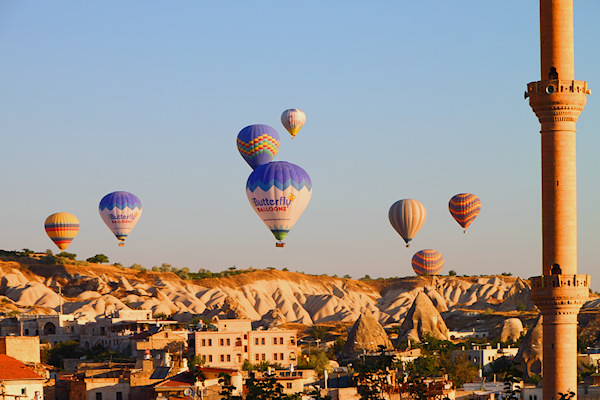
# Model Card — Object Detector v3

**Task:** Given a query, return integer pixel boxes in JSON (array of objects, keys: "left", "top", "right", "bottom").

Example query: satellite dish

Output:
[{"left": 184, "top": 389, "right": 193, "bottom": 396}]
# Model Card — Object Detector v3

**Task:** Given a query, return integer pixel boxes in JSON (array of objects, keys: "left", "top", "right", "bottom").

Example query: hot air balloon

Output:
[
  {"left": 411, "top": 249, "right": 444, "bottom": 276},
  {"left": 389, "top": 199, "right": 427, "bottom": 247},
  {"left": 246, "top": 161, "right": 312, "bottom": 247},
  {"left": 449, "top": 193, "right": 481, "bottom": 232},
  {"left": 237, "top": 124, "right": 281, "bottom": 169},
  {"left": 99, "top": 191, "right": 142, "bottom": 246},
  {"left": 44, "top": 212, "right": 79, "bottom": 251},
  {"left": 281, "top": 109, "right": 306, "bottom": 139}
]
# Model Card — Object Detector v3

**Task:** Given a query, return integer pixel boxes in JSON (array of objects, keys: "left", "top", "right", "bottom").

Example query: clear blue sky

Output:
[{"left": 1, "top": 1, "right": 599, "bottom": 286}]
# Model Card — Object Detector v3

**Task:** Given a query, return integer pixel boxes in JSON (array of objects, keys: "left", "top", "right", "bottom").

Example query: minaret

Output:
[{"left": 526, "top": 1, "right": 591, "bottom": 400}]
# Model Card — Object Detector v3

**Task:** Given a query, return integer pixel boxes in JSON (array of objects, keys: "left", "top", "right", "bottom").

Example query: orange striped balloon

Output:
[
  {"left": 389, "top": 199, "right": 426, "bottom": 247},
  {"left": 411, "top": 249, "right": 444, "bottom": 276},
  {"left": 44, "top": 212, "right": 79, "bottom": 251},
  {"left": 449, "top": 193, "right": 481, "bottom": 232}
]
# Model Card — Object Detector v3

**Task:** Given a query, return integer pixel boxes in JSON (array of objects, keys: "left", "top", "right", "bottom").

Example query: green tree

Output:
[
  {"left": 448, "top": 270, "right": 457, "bottom": 276},
  {"left": 130, "top": 263, "right": 146, "bottom": 272},
  {"left": 309, "top": 325, "right": 327, "bottom": 340},
  {"left": 159, "top": 263, "right": 172, "bottom": 272},
  {"left": 245, "top": 371, "right": 285, "bottom": 400},
  {"left": 87, "top": 254, "right": 109, "bottom": 263},
  {"left": 219, "top": 372, "right": 242, "bottom": 400},
  {"left": 46, "top": 341, "right": 86, "bottom": 369}
]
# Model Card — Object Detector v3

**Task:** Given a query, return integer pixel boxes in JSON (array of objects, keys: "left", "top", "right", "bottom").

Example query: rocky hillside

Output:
[{"left": 0, "top": 258, "right": 598, "bottom": 331}]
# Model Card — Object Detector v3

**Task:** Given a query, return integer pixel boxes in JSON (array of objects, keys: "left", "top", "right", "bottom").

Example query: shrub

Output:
[{"left": 57, "top": 252, "right": 77, "bottom": 260}]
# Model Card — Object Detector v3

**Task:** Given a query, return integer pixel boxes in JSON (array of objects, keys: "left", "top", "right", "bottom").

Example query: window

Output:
[
  {"left": 208, "top": 339, "right": 212, "bottom": 346},
  {"left": 262, "top": 354, "right": 265, "bottom": 361},
  {"left": 287, "top": 383, "right": 293, "bottom": 389},
  {"left": 237, "top": 354, "right": 242, "bottom": 363},
  {"left": 21, "top": 388, "right": 26, "bottom": 395},
  {"left": 244, "top": 345, "right": 248, "bottom": 352},
  {"left": 280, "top": 337, "right": 283, "bottom": 345},
  {"left": 220, "top": 338, "right": 224, "bottom": 346},
  {"left": 208, "top": 355, "right": 213, "bottom": 362},
  {"left": 261, "top": 338, "right": 265, "bottom": 345},
  {"left": 273, "top": 338, "right": 277, "bottom": 345},
  {"left": 96, "top": 393, "right": 103, "bottom": 400},
  {"left": 227, "top": 338, "right": 230, "bottom": 346},
  {"left": 274, "top": 353, "right": 278, "bottom": 360},
  {"left": 280, "top": 353, "right": 284, "bottom": 360},
  {"left": 244, "top": 334, "right": 247, "bottom": 339},
  {"left": 255, "top": 354, "right": 260, "bottom": 361},
  {"left": 202, "top": 339, "right": 206, "bottom": 346},
  {"left": 116, "top": 393, "right": 123, "bottom": 400},
  {"left": 221, "top": 355, "right": 225, "bottom": 362},
  {"left": 255, "top": 338, "right": 259, "bottom": 345},
  {"left": 290, "top": 338, "right": 295, "bottom": 345},
  {"left": 227, "top": 354, "right": 231, "bottom": 361}
]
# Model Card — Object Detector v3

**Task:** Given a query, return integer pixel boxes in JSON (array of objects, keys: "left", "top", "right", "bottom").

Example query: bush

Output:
[
  {"left": 57, "top": 252, "right": 77, "bottom": 260},
  {"left": 130, "top": 263, "right": 147, "bottom": 272},
  {"left": 448, "top": 270, "right": 457, "bottom": 276}
]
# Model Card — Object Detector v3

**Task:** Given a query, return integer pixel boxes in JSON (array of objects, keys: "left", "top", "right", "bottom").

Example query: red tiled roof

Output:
[
  {"left": 198, "top": 366, "right": 240, "bottom": 374},
  {"left": 0, "top": 355, "right": 44, "bottom": 380}
]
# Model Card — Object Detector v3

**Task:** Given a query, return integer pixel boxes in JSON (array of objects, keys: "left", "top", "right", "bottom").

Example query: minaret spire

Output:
[{"left": 527, "top": 1, "right": 591, "bottom": 400}]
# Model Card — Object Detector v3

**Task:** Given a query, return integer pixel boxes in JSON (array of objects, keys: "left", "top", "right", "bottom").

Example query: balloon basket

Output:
[
  {"left": 275, "top": 242, "right": 286, "bottom": 248},
  {"left": 118, "top": 243, "right": 125, "bottom": 247},
  {"left": 406, "top": 244, "right": 410, "bottom": 248}
]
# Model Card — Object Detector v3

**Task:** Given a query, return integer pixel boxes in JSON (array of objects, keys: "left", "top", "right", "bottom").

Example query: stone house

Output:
[{"left": 0, "top": 354, "right": 44, "bottom": 400}]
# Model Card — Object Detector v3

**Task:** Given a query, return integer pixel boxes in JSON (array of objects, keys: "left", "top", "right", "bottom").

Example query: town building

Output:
[
  {"left": 452, "top": 344, "right": 518, "bottom": 373},
  {"left": 193, "top": 318, "right": 298, "bottom": 369},
  {"left": 0, "top": 354, "right": 44, "bottom": 400}
]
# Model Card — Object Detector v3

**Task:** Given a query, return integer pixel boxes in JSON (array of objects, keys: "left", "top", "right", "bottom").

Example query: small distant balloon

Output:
[
  {"left": 281, "top": 109, "right": 306, "bottom": 139},
  {"left": 411, "top": 249, "right": 444, "bottom": 276},
  {"left": 389, "top": 199, "right": 427, "bottom": 247},
  {"left": 246, "top": 161, "right": 312, "bottom": 247},
  {"left": 44, "top": 212, "right": 79, "bottom": 251},
  {"left": 449, "top": 193, "right": 481, "bottom": 232},
  {"left": 237, "top": 124, "right": 280, "bottom": 169},
  {"left": 99, "top": 191, "right": 142, "bottom": 246}
]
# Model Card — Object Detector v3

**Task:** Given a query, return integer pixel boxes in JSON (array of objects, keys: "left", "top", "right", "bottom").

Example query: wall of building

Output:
[
  {"left": 0, "top": 380, "right": 43, "bottom": 400},
  {"left": 0, "top": 336, "right": 40, "bottom": 363},
  {"left": 194, "top": 328, "right": 298, "bottom": 369}
]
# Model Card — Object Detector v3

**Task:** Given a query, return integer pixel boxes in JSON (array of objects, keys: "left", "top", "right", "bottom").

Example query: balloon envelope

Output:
[
  {"left": 281, "top": 109, "right": 306, "bottom": 139},
  {"left": 411, "top": 249, "right": 444, "bottom": 276},
  {"left": 44, "top": 212, "right": 79, "bottom": 250},
  {"left": 389, "top": 199, "right": 426, "bottom": 247},
  {"left": 449, "top": 193, "right": 481, "bottom": 231},
  {"left": 246, "top": 161, "right": 312, "bottom": 246},
  {"left": 237, "top": 124, "right": 280, "bottom": 169},
  {"left": 99, "top": 191, "right": 142, "bottom": 246}
]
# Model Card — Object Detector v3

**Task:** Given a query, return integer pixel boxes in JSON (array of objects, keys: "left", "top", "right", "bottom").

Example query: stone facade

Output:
[
  {"left": 193, "top": 318, "right": 298, "bottom": 369},
  {"left": 526, "top": 1, "right": 591, "bottom": 400},
  {"left": 0, "top": 336, "right": 40, "bottom": 363}
]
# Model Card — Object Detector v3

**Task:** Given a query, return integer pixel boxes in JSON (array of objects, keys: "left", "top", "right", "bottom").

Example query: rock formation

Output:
[
  {"left": 340, "top": 311, "right": 393, "bottom": 360},
  {"left": 500, "top": 318, "right": 524, "bottom": 342},
  {"left": 397, "top": 291, "right": 449, "bottom": 343},
  {"left": 515, "top": 314, "right": 542, "bottom": 378}
]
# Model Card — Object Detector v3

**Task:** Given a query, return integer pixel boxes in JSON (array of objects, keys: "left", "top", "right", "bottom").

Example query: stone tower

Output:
[{"left": 526, "top": 1, "right": 591, "bottom": 400}]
